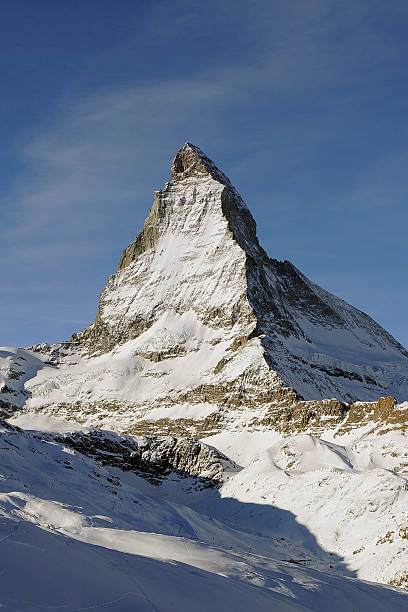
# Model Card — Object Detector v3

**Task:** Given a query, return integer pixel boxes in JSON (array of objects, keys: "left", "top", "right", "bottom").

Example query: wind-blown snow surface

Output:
[
  {"left": 0, "top": 414, "right": 407, "bottom": 610},
  {"left": 207, "top": 429, "right": 408, "bottom": 588}
]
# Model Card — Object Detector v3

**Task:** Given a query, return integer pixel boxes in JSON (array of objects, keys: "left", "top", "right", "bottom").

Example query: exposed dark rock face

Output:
[
  {"left": 55, "top": 429, "right": 238, "bottom": 486},
  {"left": 0, "top": 415, "right": 236, "bottom": 488},
  {"left": 0, "top": 401, "right": 17, "bottom": 418},
  {"left": 171, "top": 142, "right": 232, "bottom": 186},
  {"left": 118, "top": 188, "right": 171, "bottom": 272},
  {"left": 255, "top": 395, "right": 408, "bottom": 437}
]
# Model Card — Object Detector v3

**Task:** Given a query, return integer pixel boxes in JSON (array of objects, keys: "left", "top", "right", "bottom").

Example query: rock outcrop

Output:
[{"left": 55, "top": 429, "right": 238, "bottom": 486}]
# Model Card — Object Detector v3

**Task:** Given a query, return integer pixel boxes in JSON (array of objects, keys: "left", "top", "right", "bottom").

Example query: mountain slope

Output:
[
  {"left": 213, "top": 429, "right": 408, "bottom": 588},
  {"left": 1, "top": 414, "right": 407, "bottom": 610}
]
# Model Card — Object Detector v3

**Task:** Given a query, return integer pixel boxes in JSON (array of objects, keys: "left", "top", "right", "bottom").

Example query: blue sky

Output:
[{"left": 1, "top": 0, "right": 407, "bottom": 348}]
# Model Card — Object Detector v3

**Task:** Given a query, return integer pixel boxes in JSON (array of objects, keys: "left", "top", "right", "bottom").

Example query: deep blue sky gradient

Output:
[{"left": 1, "top": 0, "right": 407, "bottom": 348}]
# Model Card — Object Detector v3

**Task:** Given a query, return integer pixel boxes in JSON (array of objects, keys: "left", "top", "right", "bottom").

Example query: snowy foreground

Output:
[{"left": 0, "top": 414, "right": 407, "bottom": 611}]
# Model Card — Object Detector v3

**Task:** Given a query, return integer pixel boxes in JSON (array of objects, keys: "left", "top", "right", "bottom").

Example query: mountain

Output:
[
  {"left": 10, "top": 142, "right": 406, "bottom": 437},
  {"left": 1, "top": 144, "right": 407, "bottom": 603}
]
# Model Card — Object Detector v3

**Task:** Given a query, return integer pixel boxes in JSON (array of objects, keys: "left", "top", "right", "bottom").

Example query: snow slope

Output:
[
  {"left": 0, "top": 415, "right": 407, "bottom": 611},
  {"left": 206, "top": 428, "right": 408, "bottom": 589},
  {"left": 0, "top": 347, "right": 51, "bottom": 411}
]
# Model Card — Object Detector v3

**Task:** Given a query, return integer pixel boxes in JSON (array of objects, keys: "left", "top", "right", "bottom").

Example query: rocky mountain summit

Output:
[{"left": 11, "top": 142, "right": 405, "bottom": 437}]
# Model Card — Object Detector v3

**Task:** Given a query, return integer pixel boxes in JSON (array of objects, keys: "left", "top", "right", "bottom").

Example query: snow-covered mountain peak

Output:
[
  {"left": 116, "top": 143, "right": 258, "bottom": 275},
  {"left": 7, "top": 144, "right": 407, "bottom": 434},
  {"left": 1, "top": 146, "right": 408, "bottom": 602}
]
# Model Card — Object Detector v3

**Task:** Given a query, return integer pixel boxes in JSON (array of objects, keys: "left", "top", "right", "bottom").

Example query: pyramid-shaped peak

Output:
[
  {"left": 69, "top": 141, "right": 408, "bottom": 408},
  {"left": 171, "top": 143, "right": 232, "bottom": 186}
]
